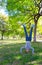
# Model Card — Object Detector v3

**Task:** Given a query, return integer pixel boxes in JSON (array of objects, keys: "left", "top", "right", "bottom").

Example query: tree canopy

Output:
[{"left": 0, "top": 0, "right": 42, "bottom": 40}]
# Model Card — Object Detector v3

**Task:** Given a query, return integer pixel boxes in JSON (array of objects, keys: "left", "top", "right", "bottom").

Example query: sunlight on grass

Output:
[
  {"left": 0, "top": 46, "right": 3, "bottom": 49},
  {"left": 0, "top": 40, "right": 25, "bottom": 45},
  {"left": 15, "top": 56, "right": 22, "bottom": 60},
  {"left": 27, "top": 60, "right": 42, "bottom": 65},
  {"left": 39, "top": 52, "right": 42, "bottom": 56},
  {"left": 28, "top": 60, "right": 37, "bottom": 64}
]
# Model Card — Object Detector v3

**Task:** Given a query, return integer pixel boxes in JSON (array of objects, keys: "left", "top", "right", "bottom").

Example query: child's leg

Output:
[
  {"left": 29, "top": 27, "right": 33, "bottom": 41},
  {"left": 29, "top": 24, "right": 35, "bottom": 41},
  {"left": 23, "top": 24, "right": 29, "bottom": 39}
]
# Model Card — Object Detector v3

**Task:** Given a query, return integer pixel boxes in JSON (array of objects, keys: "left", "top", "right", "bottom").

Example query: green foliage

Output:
[
  {"left": 6, "top": 0, "right": 35, "bottom": 36},
  {"left": 0, "top": 0, "right": 42, "bottom": 37}
]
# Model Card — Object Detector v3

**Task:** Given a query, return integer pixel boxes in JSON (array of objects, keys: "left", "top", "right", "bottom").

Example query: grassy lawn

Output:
[{"left": 0, "top": 41, "right": 42, "bottom": 65}]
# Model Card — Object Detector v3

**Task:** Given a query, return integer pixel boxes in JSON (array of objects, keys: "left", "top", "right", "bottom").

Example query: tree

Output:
[{"left": 6, "top": 0, "right": 42, "bottom": 41}]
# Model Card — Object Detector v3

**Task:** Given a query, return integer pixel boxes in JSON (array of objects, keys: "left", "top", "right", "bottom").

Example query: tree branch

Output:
[
  {"left": 34, "top": 0, "right": 39, "bottom": 7},
  {"left": 25, "top": 17, "right": 34, "bottom": 24}
]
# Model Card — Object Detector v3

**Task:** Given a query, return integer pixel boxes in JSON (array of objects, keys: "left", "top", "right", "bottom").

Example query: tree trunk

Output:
[
  {"left": 1, "top": 31, "right": 3, "bottom": 40},
  {"left": 1, "top": 30, "right": 4, "bottom": 40},
  {"left": 33, "top": 14, "right": 40, "bottom": 42},
  {"left": 34, "top": 22, "right": 37, "bottom": 42}
]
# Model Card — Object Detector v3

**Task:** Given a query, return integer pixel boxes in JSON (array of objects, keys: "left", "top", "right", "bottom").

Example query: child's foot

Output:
[
  {"left": 31, "top": 24, "right": 35, "bottom": 28},
  {"left": 22, "top": 24, "right": 26, "bottom": 27},
  {"left": 18, "top": 21, "right": 22, "bottom": 24}
]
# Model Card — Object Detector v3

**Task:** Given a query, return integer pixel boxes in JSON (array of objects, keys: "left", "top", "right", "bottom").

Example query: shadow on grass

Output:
[{"left": 0, "top": 42, "right": 42, "bottom": 65}]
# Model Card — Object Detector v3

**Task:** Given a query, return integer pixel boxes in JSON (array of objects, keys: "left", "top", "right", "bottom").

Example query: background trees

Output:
[
  {"left": 6, "top": 0, "right": 42, "bottom": 41},
  {"left": 0, "top": 0, "right": 42, "bottom": 41}
]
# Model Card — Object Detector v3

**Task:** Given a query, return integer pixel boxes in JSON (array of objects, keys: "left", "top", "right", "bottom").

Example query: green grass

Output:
[{"left": 0, "top": 42, "right": 42, "bottom": 65}]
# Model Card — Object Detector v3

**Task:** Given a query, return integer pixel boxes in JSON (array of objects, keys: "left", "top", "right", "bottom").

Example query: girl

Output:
[{"left": 20, "top": 24, "right": 35, "bottom": 54}]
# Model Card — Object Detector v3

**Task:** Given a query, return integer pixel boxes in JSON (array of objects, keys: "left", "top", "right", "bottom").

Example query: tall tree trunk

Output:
[
  {"left": 34, "top": 22, "right": 37, "bottom": 42},
  {"left": 1, "top": 31, "right": 3, "bottom": 40},
  {"left": 33, "top": 14, "right": 40, "bottom": 42},
  {"left": 1, "top": 30, "right": 5, "bottom": 40}
]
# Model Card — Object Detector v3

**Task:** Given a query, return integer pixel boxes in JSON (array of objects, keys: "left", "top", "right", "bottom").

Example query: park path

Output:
[{"left": 0, "top": 39, "right": 42, "bottom": 45}]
